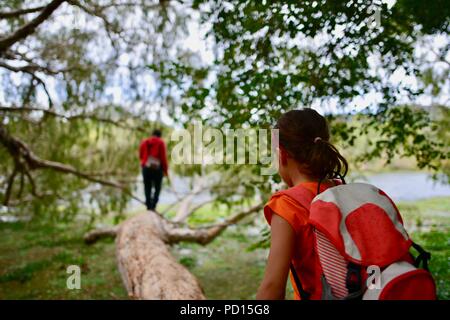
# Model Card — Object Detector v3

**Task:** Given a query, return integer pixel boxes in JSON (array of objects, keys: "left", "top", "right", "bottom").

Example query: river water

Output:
[{"left": 354, "top": 171, "right": 450, "bottom": 202}]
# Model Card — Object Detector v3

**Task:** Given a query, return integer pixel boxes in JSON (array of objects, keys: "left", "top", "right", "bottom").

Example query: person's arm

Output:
[{"left": 256, "top": 213, "right": 295, "bottom": 300}]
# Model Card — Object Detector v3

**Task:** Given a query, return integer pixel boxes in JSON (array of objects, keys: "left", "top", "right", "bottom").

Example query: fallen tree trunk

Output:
[
  {"left": 85, "top": 204, "right": 263, "bottom": 299},
  {"left": 115, "top": 212, "right": 206, "bottom": 299}
]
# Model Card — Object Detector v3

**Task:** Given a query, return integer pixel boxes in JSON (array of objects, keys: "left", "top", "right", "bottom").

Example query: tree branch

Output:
[
  {"left": 172, "top": 176, "right": 207, "bottom": 222},
  {"left": 0, "top": 106, "right": 147, "bottom": 132},
  {"left": 97, "top": 1, "right": 168, "bottom": 11},
  {"left": 0, "top": 6, "right": 46, "bottom": 19},
  {"left": 84, "top": 225, "right": 119, "bottom": 244},
  {"left": 0, "top": 0, "right": 66, "bottom": 53},
  {"left": 67, "top": 0, "right": 120, "bottom": 53},
  {"left": 84, "top": 203, "right": 263, "bottom": 245},
  {"left": 0, "top": 123, "right": 144, "bottom": 204},
  {"left": 3, "top": 166, "right": 18, "bottom": 206},
  {"left": 22, "top": 170, "right": 60, "bottom": 200},
  {"left": 166, "top": 203, "right": 263, "bottom": 245},
  {"left": 0, "top": 61, "right": 54, "bottom": 106},
  {"left": 0, "top": 58, "right": 64, "bottom": 75}
]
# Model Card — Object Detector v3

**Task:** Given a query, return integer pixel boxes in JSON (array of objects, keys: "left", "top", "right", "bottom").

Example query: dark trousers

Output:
[{"left": 142, "top": 166, "right": 163, "bottom": 210}]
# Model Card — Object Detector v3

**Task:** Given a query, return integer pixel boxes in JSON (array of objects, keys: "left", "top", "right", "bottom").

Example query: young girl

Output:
[{"left": 256, "top": 109, "right": 348, "bottom": 300}]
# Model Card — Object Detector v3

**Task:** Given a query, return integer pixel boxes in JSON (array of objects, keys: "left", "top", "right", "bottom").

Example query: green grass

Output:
[
  {"left": 171, "top": 225, "right": 274, "bottom": 300},
  {"left": 398, "top": 197, "right": 450, "bottom": 236},
  {"left": 410, "top": 230, "right": 449, "bottom": 300},
  {"left": 0, "top": 196, "right": 448, "bottom": 300},
  {"left": 0, "top": 222, "right": 127, "bottom": 299}
]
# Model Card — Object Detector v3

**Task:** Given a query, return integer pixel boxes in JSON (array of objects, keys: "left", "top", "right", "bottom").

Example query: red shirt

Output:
[{"left": 139, "top": 136, "right": 168, "bottom": 175}]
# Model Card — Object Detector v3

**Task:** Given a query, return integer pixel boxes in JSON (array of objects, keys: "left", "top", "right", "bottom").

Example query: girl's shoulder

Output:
[{"left": 264, "top": 192, "right": 310, "bottom": 232}]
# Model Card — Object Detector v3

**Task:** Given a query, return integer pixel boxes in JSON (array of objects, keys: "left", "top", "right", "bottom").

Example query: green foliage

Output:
[
  {"left": 175, "top": 1, "right": 423, "bottom": 122},
  {"left": 395, "top": 0, "right": 450, "bottom": 33},
  {"left": 358, "top": 105, "right": 449, "bottom": 175},
  {"left": 154, "top": 0, "right": 449, "bottom": 179},
  {"left": 246, "top": 226, "right": 271, "bottom": 252},
  {"left": 0, "top": 114, "right": 144, "bottom": 223},
  {"left": 179, "top": 256, "right": 197, "bottom": 268},
  {"left": 1, "top": 0, "right": 449, "bottom": 226},
  {"left": 0, "top": 1, "right": 196, "bottom": 223}
]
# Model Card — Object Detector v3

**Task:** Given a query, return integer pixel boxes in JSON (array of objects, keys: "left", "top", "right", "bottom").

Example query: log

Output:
[
  {"left": 84, "top": 204, "right": 262, "bottom": 299},
  {"left": 115, "top": 211, "right": 206, "bottom": 299}
]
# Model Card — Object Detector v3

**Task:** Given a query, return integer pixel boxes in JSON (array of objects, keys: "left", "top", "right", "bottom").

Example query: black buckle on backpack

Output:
[
  {"left": 290, "top": 263, "right": 311, "bottom": 300},
  {"left": 346, "top": 262, "right": 362, "bottom": 294}
]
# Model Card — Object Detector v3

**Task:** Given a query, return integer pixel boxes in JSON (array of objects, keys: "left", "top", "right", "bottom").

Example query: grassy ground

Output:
[
  {"left": 0, "top": 197, "right": 448, "bottom": 300},
  {"left": 0, "top": 222, "right": 127, "bottom": 299}
]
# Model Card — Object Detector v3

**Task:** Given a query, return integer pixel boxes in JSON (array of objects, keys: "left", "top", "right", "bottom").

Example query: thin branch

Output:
[
  {"left": 430, "top": 47, "right": 450, "bottom": 67},
  {"left": 0, "top": 6, "right": 46, "bottom": 19},
  {"left": 0, "top": 0, "right": 66, "bottom": 53},
  {"left": 0, "top": 62, "right": 54, "bottom": 106},
  {"left": 0, "top": 57, "right": 65, "bottom": 75},
  {"left": 31, "top": 75, "right": 53, "bottom": 107},
  {"left": 83, "top": 203, "right": 263, "bottom": 245},
  {"left": 23, "top": 169, "right": 47, "bottom": 199},
  {"left": 166, "top": 203, "right": 263, "bottom": 245},
  {"left": 173, "top": 197, "right": 217, "bottom": 223},
  {"left": 17, "top": 170, "right": 25, "bottom": 199},
  {"left": 3, "top": 166, "right": 18, "bottom": 206},
  {"left": 0, "top": 123, "right": 145, "bottom": 205},
  {"left": 187, "top": 197, "right": 217, "bottom": 215},
  {"left": 7, "top": 191, "right": 57, "bottom": 206},
  {"left": 84, "top": 225, "right": 119, "bottom": 244},
  {"left": 67, "top": 0, "right": 120, "bottom": 53},
  {"left": 172, "top": 176, "right": 207, "bottom": 222},
  {"left": 97, "top": 1, "right": 167, "bottom": 11},
  {"left": 0, "top": 106, "right": 147, "bottom": 132}
]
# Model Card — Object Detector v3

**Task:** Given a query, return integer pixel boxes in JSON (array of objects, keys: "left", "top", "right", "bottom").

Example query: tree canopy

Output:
[{"left": 0, "top": 0, "right": 449, "bottom": 222}]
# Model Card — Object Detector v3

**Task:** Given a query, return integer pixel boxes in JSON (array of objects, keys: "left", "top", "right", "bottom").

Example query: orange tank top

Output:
[{"left": 264, "top": 181, "right": 336, "bottom": 300}]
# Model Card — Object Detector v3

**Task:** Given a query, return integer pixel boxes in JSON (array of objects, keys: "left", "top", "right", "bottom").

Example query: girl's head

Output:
[{"left": 275, "top": 109, "right": 348, "bottom": 186}]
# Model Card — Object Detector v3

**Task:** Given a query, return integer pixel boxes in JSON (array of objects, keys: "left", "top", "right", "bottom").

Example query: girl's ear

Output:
[{"left": 278, "top": 146, "right": 289, "bottom": 166}]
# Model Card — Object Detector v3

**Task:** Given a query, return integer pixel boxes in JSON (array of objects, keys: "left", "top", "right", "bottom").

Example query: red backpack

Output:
[{"left": 284, "top": 181, "right": 437, "bottom": 300}]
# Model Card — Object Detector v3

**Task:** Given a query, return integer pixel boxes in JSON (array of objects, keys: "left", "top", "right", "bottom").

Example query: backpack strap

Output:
[
  {"left": 280, "top": 180, "right": 343, "bottom": 209},
  {"left": 290, "top": 263, "right": 311, "bottom": 300},
  {"left": 317, "top": 177, "right": 344, "bottom": 194},
  {"left": 278, "top": 186, "right": 315, "bottom": 300}
]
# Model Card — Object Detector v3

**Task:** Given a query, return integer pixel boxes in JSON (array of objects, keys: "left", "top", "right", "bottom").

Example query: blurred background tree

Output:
[
  {"left": 0, "top": 0, "right": 198, "bottom": 222},
  {"left": 1, "top": 0, "right": 448, "bottom": 222}
]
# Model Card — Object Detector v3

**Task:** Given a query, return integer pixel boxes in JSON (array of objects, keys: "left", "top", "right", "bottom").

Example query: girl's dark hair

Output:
[{"left": 275, "top": 109, "right": 348, "bottom": 180}]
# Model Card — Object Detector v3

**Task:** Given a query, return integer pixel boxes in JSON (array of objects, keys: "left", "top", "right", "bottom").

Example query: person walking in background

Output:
[{"left": 139, "top": 129, "right": 169, "bottom": 211}]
